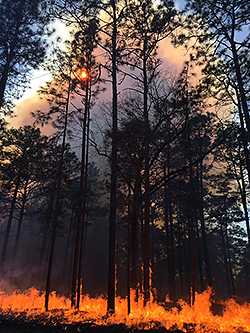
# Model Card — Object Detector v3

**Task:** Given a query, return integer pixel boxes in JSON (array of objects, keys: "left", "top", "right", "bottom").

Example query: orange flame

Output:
[{"left": 0, "top": 288, "right": 250, "bottom": 332}]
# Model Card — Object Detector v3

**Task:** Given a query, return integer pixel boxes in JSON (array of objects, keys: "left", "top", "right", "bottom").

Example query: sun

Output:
[{"left": 80, "top": 68, "right": 89, "bottom": 80}]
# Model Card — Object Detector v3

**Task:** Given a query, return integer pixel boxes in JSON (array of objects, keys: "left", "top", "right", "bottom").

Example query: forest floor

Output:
[
  {"left": 0, "top": 312, "right": 248, "bottom": 333},
  {"left": 0, "top": 319, "right": 190, "bottom": 333},
  {"left": 0, "top": 314, "right": 213, "bottom": 333},
  {"left": 0, "top": 320, "right": 245, "bottom": 333},
  {"left": 0, "top": 325, "right": 187, "bottom": 333}
]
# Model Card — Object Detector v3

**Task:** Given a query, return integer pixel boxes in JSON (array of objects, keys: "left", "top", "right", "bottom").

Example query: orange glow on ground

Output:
[{"left": 0, "top": 288, "right": 249, "bottom": 332}]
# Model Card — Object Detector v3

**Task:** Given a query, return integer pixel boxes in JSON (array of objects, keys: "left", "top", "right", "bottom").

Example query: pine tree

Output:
[
  {"left": 122, "top": 0, "right": 178, "bottom": 306},
  {"left": 0, "top": 0, "right": 48, "bottom": 114},
  {"left": 0, "top": 126, "right": 49, "bottom": 267},
  {"left": 183, "top": 0, "right": 250, "bottom": 183}
]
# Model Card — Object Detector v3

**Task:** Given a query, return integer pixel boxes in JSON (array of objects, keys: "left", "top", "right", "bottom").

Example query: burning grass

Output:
[{"left": 0, "top": 288, "right": 249, "bottom": 333}]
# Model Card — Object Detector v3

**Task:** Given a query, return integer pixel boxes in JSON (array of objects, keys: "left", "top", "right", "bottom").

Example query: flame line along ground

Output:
[{"left": 0, "top": 288, "right": 250, "bottom": 333}]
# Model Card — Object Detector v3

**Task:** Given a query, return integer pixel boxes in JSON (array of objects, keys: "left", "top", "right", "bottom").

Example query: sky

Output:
[
  {"left": 9, "top": 20, "right": 70, "bottom": 128},
  {"left": 9, "top": 0, "right": 188, "bottom": 129},
  {"left": 11, "top": 46, "right": 187, "bottom": 129}
]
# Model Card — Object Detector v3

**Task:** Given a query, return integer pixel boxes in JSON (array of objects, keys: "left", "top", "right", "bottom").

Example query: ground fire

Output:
[{"left": 0, "top": 288, "right": 250, "bottom": 332}]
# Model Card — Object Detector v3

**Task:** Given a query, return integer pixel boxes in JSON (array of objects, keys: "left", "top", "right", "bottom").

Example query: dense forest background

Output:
[{"left": 0, "top": 0, "right": 249, "bottom": 314}]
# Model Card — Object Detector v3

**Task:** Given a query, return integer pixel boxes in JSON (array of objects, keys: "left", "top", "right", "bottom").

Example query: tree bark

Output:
[
  {"left": 76, "top": 80, "right": 91, "bottom": 309},
  {"left": 231, "top": 41, "right": 250, "bottom": 134},
  {"left": 44, "top": 73, "right": 71, "bottom": 311},
  {"left": 39, "top": 191, "right": 55, "bottom": 264},
  {"left": 13, "top": 181, "right": 28, "bottom": 258},
  {"left": 0, "top": 63, "right": 10, "bottom": 108},
  {"left": 164, "top": 164, "right": 176, "bottom": 301},
  {"left": 0, "top": 1, "right": 25, "bottom": 108},
  {"left": 71, "top": 213, "right": 80, "bottom": 307},
  {"left": 107, "top": 0, "right": 118, "bottom": 314},
  {"left": 225, "top": 227, "right": 236, "bottom": 296},
  {"left": 127, "top": 185, "right": 132, "bottom": 315},
  {"left": 238, "top": 154, "right": 250, "bottom": 244},
  {"left": 198, "top": 162, "right": 213, "bottom": 286},
  {"left": 1, "top": 180, "right": 19, "bottom": 266},
  {"left": 220, "top": 222, "right": 232, "bottom": 297},
  {"left": 131, "top": 176, "right": 140, "bottom": 302},
  {"left": 236, "top": 90, "right": 250, "bottom": 185},
  {"left": 142, "top": 34, "right": 151, "bottom": 306},
  {"left": 176, "top": 209, "right": 184, "bottom": 299}
]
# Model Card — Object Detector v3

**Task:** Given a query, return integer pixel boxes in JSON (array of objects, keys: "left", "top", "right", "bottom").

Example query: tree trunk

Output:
[
  {"left": 131, "top": 176, "right": 140, "bottom": 302},
  {"left": 1, "top": 180, "right": 19, "bottom": 266},
  {"left": 127, "top": 185, "right": 132, "bottom": 315},
  {"left": 0, "top": 2, "right": 25, "bottom": 108},
  {"left": 107, "top": 0, "right": 118, "bottom": 314},
  {"left": 239, "top": 155, "right": 250, "bottom": 244},
  {"left": 44, "top": 223, "right": 57, "bottom": 311},
  {"left": 63, "top": 208, "right": 74, "bottom": 292},
  {"left": 71, "top": 214, "right": 80, "bottom": 307},
  {"left": 76, "top": 80, "right": 91, "bottom": 309},
  {"left": 0, "top": 63, "right": 10, "bottom": 108},
  {"left": 164, "top": 164, "right": 176, "bottom": 302},
  {"left": 185, "top": 217, "right": 192, "bottom": 304},
  {"left": 13, "top": 182, "right": 28, "bottom": 259},
  {"left": 198, "top": 162, "right": 213, "bottom": 286},
  {"left": 164, "top": 169, "right": 171, "bottom": 299},
  {"left": 39, "top": 191, "right": 55, "bottom": 264},
  {"left": 186, "top": 119, "right": 197, "bottom": 305},
  {"left": 225, "top": 227, "right": 236, "bottom": 296},
  {"left": 142, "top": 34, "right": 151, "bottom": 306},
  {"left": 44, "top": 74, "right": 71, "bottom": 311},
  {"left": 220, "top": 223, "right": 232, "bottom": 297},
  {"left": 231, "top": 41, "right": 250, "bottom": 134},
  {"left": 195, "top": 216, "right": 204, "bottom": 292},
  {"left": 176, "top": 209, "right": 184, "bottom": 299},
  {"left": 236, "top": 90, "right": 250, "bottom": 185}
]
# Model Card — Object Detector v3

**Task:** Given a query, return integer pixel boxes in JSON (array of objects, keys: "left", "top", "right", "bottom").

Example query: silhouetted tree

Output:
[
  {"left": 0, "top": 126, "right": 49, "bottom": 267},
  {"left": 0, "top": 0, "right": 48, "bottom": 113}
]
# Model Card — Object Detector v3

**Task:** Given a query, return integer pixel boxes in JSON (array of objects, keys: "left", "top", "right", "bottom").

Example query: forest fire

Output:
[
  {"left": 0, "top": 288, "right": 250, "bottom": 333},
  {"left": 1, "top": 0, "right": 250, "bottom": 333}
]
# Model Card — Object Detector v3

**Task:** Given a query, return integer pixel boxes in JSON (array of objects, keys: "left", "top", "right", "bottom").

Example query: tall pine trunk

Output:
[
  {"left": 39, "top": 191, "right": 55, "bottom": 264},
  {"left": 164, "top": 159, "right": 176, "bottom": 302},
  {"left": 142, "top": 35, "right": 151, "bottom": 306},
  {"left": 231, "top": 41, "right": 250, "bottom": 134},
  {"left": 0, "top": 63, "right": 10, "bottom": 107},
  {"left": 13, "top": 181, "right": 28, "bottom": 259},
  {"left": 107, "top": 0, "right": 118, "bottom": 314},
  {"left": 176, "top": 209, "right": 184, "bottom": 299},
  {"left": 0, "top": 2, "right": 24, "bottom": 108},
  {"left": 127, "top": 185, "right": 132, "bottom": 315},
  {"left": 198, "top": 161, "right": 213, "bottom": 286},
  {"left": 131, "top": 176, "right": 140, "bottom": 302},
  {"left": 220, "top": 222, "right": 232, "bottom": 297},
  {"left": 236, "top": 149, "right": 250, "bottom": 244},
  {"left": 71, "top": 80, "right": 90, "bottom": 307},
  {"left": 76, "top": 80, "right": 91, "bottom": 309},
  {"left": 1, "top": 180, "right": 19, "bottom": 266},
  {"left": 44, "top": 74, "right": 71, "bottom": 311},
  {"left": 236, "top": 91, "right": 250, "bottom": 185}
]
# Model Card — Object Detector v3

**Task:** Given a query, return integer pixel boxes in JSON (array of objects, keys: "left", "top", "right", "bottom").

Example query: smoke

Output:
[{"left": 9, "top": 38, "right": 188, "bottom": 131}]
